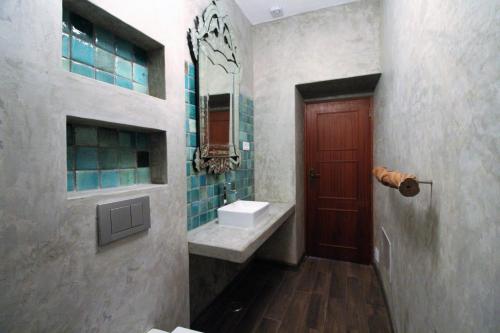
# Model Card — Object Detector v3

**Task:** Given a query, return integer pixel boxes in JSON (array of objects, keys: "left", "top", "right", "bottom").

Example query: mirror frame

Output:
[{"left": 188, "top": 0, "right": 241, "bottom": 174}]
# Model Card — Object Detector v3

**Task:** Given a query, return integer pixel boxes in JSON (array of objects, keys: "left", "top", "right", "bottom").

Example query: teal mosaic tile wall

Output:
[
  {"left": 67, "top": 124, "right": 152, "bottom": 192},
  {"left": 185, "top": 63, "right": 254, "bottom": 230},
  {"left": 62, "top": 9, "right": 149, "bottom": 94}
]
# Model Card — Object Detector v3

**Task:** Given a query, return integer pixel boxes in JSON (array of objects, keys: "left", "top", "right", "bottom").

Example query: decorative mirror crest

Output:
[{"left": 188, "top": 0, "right": 241, "bottom": 174}]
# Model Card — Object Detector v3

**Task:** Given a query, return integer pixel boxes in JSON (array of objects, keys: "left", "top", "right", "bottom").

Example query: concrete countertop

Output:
[{"left": 187, "top": 202, "right": 295, "bottom": 263}]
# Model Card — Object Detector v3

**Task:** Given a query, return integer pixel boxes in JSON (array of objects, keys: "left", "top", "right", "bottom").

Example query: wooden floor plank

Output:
[
  {"left": 277, "top": 290, "right": 311, "bottom": 333},
  {"left": 265, "top": 268, "right": 301, "bottom": 321},
  {"left": 256, "top": 318, "right": 280, "bottom": 333}
]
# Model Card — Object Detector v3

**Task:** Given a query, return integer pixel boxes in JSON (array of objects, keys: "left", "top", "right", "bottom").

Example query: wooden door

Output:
[{"left": 305, "top": 98, "right": 372, "bottom": 264}]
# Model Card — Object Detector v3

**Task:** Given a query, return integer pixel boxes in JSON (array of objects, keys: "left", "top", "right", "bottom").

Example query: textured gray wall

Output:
[
  {"left": 253, "top": 0, "right": 381, "bottom": 264},
  {"left": 0, "top": 0, "right": 192, "bottom": 332},
  {"left": 374, "top": 0, "right": 500, "bottom": 332}
]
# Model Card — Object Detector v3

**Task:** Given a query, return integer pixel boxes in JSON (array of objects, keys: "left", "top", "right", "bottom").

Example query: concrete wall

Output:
[
  {"left": 374, "top": 0, "right": 500, "bottom": 332},
  {"left": 0, "top": 0, "right": 192, "bottom": 332},
  {"left": 253, "top": 0, "right": 381, "bottom": 264}
]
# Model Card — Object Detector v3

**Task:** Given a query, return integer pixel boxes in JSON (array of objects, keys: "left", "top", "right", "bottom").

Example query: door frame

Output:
[{"left": 303, "top": 96, "right": 374, "bottom": 264}]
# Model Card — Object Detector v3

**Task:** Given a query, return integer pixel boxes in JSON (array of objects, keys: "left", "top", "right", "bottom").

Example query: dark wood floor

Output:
[{"left": 192, "top": 257, "right": 392, "bottom": 333}]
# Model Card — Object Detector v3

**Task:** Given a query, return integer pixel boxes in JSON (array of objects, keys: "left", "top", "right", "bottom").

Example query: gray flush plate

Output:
[{"left": 97, "top": 196, "right": 151, "bottom": 246}]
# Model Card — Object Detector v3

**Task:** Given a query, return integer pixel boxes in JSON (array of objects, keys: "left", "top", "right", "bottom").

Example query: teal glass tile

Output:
[
  {"left": 70, "top": 13, "right": 93, "bottom": 41},
  {"left": 100, "top": 170, "right": 120, "bottom": 188},
  {"left": 71, "top": 61, "right": 94, "bottom": 78},
  {"left": 62, "top": 34, "right": 70, "bottom": 58},
  {"left": 199, "top": 175, "right": 206, "bottom": 186},
  {"left": 119, "top": 131, "right": 135, "bottom": 148},
  {"left": 95, "top": 47, "right": 114, "bottom": 72},
  {"left": 76, "top": 170, "right": 98, "bottom": 191},
  {"left": 95, "top": 27, "right": 114, "bottom": 53},
  {"left": 191, "top": 202, "right": 199, "bottom": 216},
  {"left": 133, "top": 83, "right": 148, "bottom": 94},
  {"left": 71, "top": 37, "right": 94, "bottom": 66},
  {"left": 98, "top": 128, "right": 118, "bottom": 147},
  {"left": 76, "top": 147, "right": 98, "bottom": 170},
  {"left": 115, "top": 57, "right": 132, "bottom": 79},
  {"left": 67, "top": 171, "right": 75, "bottom": 191},
  {"left": 62, "top": 57, "right": 70, "bottom": 71},
  {"left": 115, "top": 76, "right": 133, "bottom": 90},
  {"left": 66, "top": 124, "right": 74, "bottom": 145},
  {"left": 133, "top": 63, "right": 148, "bottom": 85},
  {"left": 67, "top": 146, "right": 74, "bottom": 170},
  {"left": 98, "top": 148, "right": 118, "bottom": 169},
  {"left": 189, "top": 91, "right": 196, "bottom": 105},
  {"left": 96, "top": 70, "right": 114, "bottom": 84},
  {"left": 115, "top": 38, "right": 134, "bottom": 60},
  {"left": 119, "top": 169, "right": 136, "bottom": 186},
  {"left": 75, "top": 126, "right": 97, "bottom": 145},
  {"left": 136, "top": 133, "right": 149, "bottom": 150},
  {"left": 137, "top": 167, "right": 151, "bottom": 184},
  {"left": 190, "top": 176, "right": 199, "bottom": 188},
  {"left": 119, "top": 149, "right": 136, "bottom": 168},
  {"left": 188, "top": 63, "right": 195, "bottom": 77},
  {"left": 191, "top": 189, "right": 199, "bottom": 201},
  {"left": 133, "top": 47, "right": 148, "bottom": 66},
  {"left": 62, "top": 8, "right": 70, "bottom": 33}
]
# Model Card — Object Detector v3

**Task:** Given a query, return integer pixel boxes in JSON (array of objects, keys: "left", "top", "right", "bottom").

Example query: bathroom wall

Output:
[
  {"left": 253, "top": 0, "right": 381, "bottom": 264},
  {"left": 0, "top": 0, "right": 192, "bottom": 332},
  {"left": 374, "top": 0, "right": 499, "bottom": 332}
]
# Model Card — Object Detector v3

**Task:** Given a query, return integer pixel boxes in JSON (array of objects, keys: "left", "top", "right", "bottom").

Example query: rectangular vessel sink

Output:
[{"left": 218, "top": 200, "right": 270, "bottom": 229}]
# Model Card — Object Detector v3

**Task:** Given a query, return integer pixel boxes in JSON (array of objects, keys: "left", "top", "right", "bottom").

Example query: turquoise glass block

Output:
[
  {"left": 62, "top": 58, "right": 70, "bottom": 71},
  {"left": 76, "top": 170, "right": 98, "bottom": 190},
  {"left": 136, "top": 133, "right": 149, "bottom": 150},
  {"left": 115, "top": 76, "right": 133, "bottom": 90},
  {"left": 70, "top": 13, "right": 93, "bottom": 41},
  {"left": 100, "top": 170, "right": 120, "bottom": 188},
  {"left": 98, "top": 148, "right": 118, "bottom": 169},
  {"left": 75, "top": 126, "right": 97, "bottom": 145},
  {"left": 191, "top": 202, "right": 199, "bottom": 216},
  {"left": 67, "top": 146, "right": 74, "bottom": 169},
  {"left": 133, "top": 47, "right": 148, "bottom": 66},
  {"left": 71, "top": 37, "right": 94, "bottom": 66},
  {"left": 62, "top": 34, "right": 70, "bottom": 58},
  {"left": 133, "top": 63, "right": 148, "bottom": 85},
  {"left": 71, "top": 61, "right": 94, "bottom": 78},
  {"left": 67, "top": 171, "right": 75, "bottom": 191},
  {"left": 119, "top": 169, "right": 136, "bottom": 186},
  {"left": 133, "top": 83, "right": 148, "bottom": 94},
  {"left": 62, "top": 8, "right": 70, "bottom": 33},
  {"left": 115, "top": 57, "right": 132, "bottom": 79},
  {"left": 189, "top": 91, "right": 196, "bottom": 105},
  {"left": 76, "top": 147, "right": 98, "bottom": 170},
  {"left": 95, "top": 27, "right": 114, "bottom": 53},
  {"left": 95, "top": 47, "right": 114, "bottom": 73},
  {"left": 98, "top": 128, "right": 118, "bottom": 147},
  {"left": 115, "top": 38, "right": 134, "bottom": 60},
  {"left": 96, "top": 70, "right": 114, "bottom": 84},
  {"left": 137, "top": 167, "right": 151, "bottom": 184},
  {"left": 119, "top": 149, "right": 136, "bottom": 168},
  {"left": 119, "top": 132, "right": 135, "bottom": 148}
]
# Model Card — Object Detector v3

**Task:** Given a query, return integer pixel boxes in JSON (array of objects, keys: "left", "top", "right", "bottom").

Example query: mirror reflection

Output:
[{"left": 208, "top": 93, "right": 230, "bottom": 146}]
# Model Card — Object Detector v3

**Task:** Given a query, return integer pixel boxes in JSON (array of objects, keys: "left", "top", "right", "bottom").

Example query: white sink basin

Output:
[{"left": 217, "top": 200, "right": 270, "bottom": 229}]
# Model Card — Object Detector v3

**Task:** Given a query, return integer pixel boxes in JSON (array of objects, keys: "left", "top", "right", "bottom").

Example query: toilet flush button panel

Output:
[{"left": 242, "top": 141, "right": 250, "bottom": 151}]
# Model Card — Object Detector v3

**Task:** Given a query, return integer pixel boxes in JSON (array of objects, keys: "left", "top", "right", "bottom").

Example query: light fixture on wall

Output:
[{"left": 270, "top": 6, "right": 283, "bottom": 18}]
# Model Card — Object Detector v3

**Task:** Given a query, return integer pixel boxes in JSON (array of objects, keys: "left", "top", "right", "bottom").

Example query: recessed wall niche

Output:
[
  {"left": 62, "top": 0, "right": 166, "bottom": 99},
  {"left": 67, "top": 117, "right": 167, "bottom": 192}
]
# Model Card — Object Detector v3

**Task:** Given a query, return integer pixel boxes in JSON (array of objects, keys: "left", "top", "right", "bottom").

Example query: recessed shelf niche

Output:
[{"left": 66, "top": 116, "right": 167, "bottom": 192}]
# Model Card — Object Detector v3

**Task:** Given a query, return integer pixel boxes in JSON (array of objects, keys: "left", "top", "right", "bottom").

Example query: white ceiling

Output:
[{"left": 235, "top": 0, "right": 359, "bottom": 25}]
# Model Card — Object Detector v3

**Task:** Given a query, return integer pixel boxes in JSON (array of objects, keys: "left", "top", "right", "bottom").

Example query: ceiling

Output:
[{"left": 234, "top": 0, "right": 359, "bottom": 25}]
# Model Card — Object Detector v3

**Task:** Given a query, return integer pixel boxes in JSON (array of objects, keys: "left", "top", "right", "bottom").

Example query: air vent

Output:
[{"left": 270, "top": 6, "right": 283, "bottom": 18}]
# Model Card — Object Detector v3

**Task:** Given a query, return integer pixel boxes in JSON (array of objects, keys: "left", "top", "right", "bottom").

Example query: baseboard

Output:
[{"left": 373, "top": 263, "right": 396, "bottom": 333}]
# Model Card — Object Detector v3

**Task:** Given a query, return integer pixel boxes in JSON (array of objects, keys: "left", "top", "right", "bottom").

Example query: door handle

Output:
[{"left": 309, "top": 168, "right": 321, "bottom": 179}]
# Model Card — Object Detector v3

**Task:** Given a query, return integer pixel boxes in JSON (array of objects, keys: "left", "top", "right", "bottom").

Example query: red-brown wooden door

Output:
[{"left": 305, "top": 98, "right": 372, "bottom": 264}]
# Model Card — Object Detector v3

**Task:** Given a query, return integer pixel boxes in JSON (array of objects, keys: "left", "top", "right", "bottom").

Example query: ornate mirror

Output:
[{"left": 188, "top": 0, "right": 241, "bottom": 174}]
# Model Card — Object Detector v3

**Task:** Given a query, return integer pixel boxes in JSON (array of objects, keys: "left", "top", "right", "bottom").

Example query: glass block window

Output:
[
  {"left": 62, "top": 9, "right": 149, "bottom": 95},
  {"left": 67, "top": 124, "right": 152, "bottom": 192}
]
